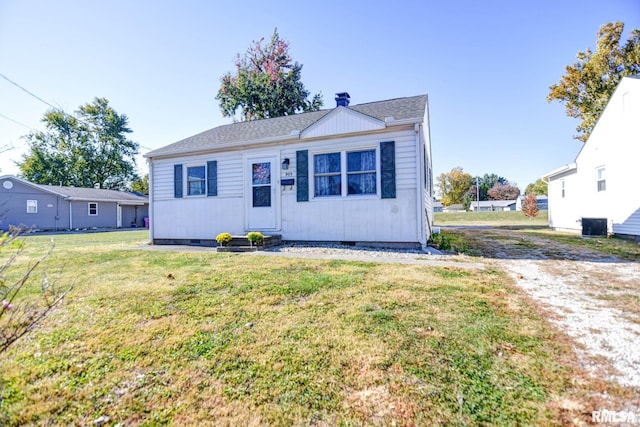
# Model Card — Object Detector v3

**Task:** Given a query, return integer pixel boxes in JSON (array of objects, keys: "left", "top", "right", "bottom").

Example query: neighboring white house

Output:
[
  {"left": 469, "top": 200, "right": 517, "bottom": 212},
  {"left": 145, "top": 93, "right": 434, "bottom": 248},
  {"left": 543, "top": 76, "right": 640, "bottom": 240}
]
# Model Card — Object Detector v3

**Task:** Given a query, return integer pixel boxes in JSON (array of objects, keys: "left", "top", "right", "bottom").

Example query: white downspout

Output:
[{"left": 69, "top": 201, "right": 73, "bottom": 229}]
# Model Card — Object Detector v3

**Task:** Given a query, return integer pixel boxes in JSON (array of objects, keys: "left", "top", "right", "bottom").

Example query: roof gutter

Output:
[
  {"left": 65, "top": 197, "right": 147, "bottom": 204},
  {"left": 144, "top": 134, "right": 302, "bottom": 160},
  {"left": 542, "top": 162, "right": 577, "bottom": 180}
]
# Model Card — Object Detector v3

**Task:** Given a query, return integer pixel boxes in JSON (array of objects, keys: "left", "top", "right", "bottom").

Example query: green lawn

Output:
[
  {"left": 435, "top": 210, "right": 549, "bottom": 227},
  {"left": 433, "top": 210, "right": 640, "bottom": 260},
  {"left": 0, "top": 231, "right": 602, "bottom": 425}
]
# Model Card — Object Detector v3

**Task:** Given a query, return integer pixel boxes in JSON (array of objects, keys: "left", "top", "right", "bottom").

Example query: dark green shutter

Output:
[
  {"left": 207, "top": 160, "right": 217, "bottom": 196},
  {"left": 380, "top": 141, "right": 396, "bottom": 199},
  {"left": 296, "top": 150, "right": 309, "bottom": 202},
  {"left": 174, "top": 164, "right": 183, "bottom": 198}
]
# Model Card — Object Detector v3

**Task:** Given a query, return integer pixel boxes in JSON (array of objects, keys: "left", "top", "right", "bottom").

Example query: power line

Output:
[
  {"left": 0, "top": 112, "right": 38, "bottom": 131},
  {"left": 0, "top": 72, "right": 59, "bottom": 110},
  {"left": 1, "top": 72, "right": 154, "bottom": 152}
]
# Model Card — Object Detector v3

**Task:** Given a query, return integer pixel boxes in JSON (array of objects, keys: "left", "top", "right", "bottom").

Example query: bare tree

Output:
[{"left": 0, "top": 229, "right": 73, "bottom": 353}]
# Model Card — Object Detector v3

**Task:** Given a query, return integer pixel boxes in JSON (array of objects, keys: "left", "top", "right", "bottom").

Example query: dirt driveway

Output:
[{"left": 448, "top": 227, "right": 640, "bottom": 411}]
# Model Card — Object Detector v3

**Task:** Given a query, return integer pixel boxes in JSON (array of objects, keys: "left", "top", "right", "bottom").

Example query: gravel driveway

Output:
[{"left": 444, "top": 227, "right": 640, "bottom": 412}]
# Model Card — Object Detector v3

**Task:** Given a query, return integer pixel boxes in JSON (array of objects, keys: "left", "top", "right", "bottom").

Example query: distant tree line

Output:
[{"left": 436, "top": 167, "right": 547, "bottom": 209}]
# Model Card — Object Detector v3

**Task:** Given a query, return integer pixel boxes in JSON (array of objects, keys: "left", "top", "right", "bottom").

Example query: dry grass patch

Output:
[{"left": 0, "top": 231, "right": 611, "bottom": 425}]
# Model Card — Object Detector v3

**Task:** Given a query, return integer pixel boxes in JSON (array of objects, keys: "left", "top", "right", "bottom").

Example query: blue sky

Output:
[{"left": 1, "top": 0, "right": 638, "bottom": 191}]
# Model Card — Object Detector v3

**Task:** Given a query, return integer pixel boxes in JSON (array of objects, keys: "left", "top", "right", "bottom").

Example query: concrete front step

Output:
[
  {"left": 216, "top": 246, "right": 259, "bottom": 253},
  {"left": 216, "top": 234, "right": 281, "bottom": 252}
]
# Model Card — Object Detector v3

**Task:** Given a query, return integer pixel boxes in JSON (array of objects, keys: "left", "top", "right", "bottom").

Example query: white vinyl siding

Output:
[
  {"left": 152, "top": 154, "right": 243, "bottom": 201},
  {"left": 596, "top": 167, "right": 606, "bottom": 192},
  {"left": 149, "top": 126, "right": 424, "bottom": 243}
]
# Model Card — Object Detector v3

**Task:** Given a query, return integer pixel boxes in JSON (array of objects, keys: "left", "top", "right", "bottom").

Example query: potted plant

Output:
[
  {"left": 215, "top": 232, "right": 233, "bottom": 247},
  {"left": 246, "top": 231, "right": 264, "bottom": 247}
]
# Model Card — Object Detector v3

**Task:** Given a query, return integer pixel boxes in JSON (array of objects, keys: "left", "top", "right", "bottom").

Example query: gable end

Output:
[{"left": 301, "top": 107, "right": 385, "bottom": 139}]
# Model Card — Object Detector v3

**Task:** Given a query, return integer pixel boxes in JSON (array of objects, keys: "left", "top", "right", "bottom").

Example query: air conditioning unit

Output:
[{"left": 581, "top": 218, "right": 607, "bottom": 237}]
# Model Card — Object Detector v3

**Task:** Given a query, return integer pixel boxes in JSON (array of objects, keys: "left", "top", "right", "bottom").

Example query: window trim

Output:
[
  {"left": 596, "top": 166, "right": 606, "bottom": 192},
  {"left": 346, "top": 149, "right": 377, "bottom": 196},
  {"left": 311, "top": 146, "right": 380, "bottom": 199},
  {"left": 313, "top": 151, "right": 342, "bottom": 198},
  {"left": 186, "top": 164, "right": 207, "bottom": 197},
  {"left": 88, "top": 202, "right": 98, "bottom": 216},
  {"left": 27, "top": 199, "right": 38, "bottom": 214}
]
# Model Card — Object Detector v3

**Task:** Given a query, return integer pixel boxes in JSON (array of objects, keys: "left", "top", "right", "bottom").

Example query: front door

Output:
[{"left": 247, "top": 156, "right": 278, "bottom": 230}]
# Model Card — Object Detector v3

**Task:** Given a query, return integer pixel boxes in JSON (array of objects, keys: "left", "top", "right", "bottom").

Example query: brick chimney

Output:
[{"left": 335, "top": 92, "right": 350, "bottom": 107}]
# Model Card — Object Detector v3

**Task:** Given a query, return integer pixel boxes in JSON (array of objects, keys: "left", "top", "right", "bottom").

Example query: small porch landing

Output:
[{"left": 216, "top": 234, "right": 282, "bottom": 253}]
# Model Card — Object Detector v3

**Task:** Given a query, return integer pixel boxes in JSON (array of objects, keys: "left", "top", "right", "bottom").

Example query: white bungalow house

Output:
[
  {"left": 543, "top": 76, "right": 640, "bottom": 240},
  {"left": 145, "top": 93, "right": 434, "bottom": 248}
]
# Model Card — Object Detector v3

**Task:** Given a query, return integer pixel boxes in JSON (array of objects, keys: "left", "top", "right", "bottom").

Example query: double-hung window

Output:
[
  {"left": 27, "top": 200, "right": 37, "bottom": 213},
  {"left": 88, "top": 202, "right": 98, "bottom": 216},
  {"left": 314, "top": 153, "right": 342, "bottom": 197},
  {"left": 187, "top": 166, "right": 206, "bottom": 196},
  {"left": 347, "top": 150, "right": 376, "bottom": 195},
  {"left": 313, "top": 149, "right": 377, "bottom": 197},
  {"left": 596, "top": 167, "right": 606, "bottom": 192}
]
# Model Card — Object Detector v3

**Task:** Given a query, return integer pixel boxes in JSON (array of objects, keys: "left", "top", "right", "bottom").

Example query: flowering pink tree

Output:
[
  {"left": 487, "top": 182, "right": 521, "bottom": 200},
  {"left": 0, "top": 229, "right": 72, "bottom": 353},
  {"left": 216, "top": 29, "right": 323, "bottom": 121}
]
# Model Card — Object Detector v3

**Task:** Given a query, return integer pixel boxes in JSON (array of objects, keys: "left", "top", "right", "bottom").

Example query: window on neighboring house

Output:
[
  {"left": 314, "top": 152, "right": 341, "bottom": 197},
  {"left": 187, "top": 165, "right": 206, "bottom": 196},
  {"left": 27, "top": 200, "right": 37, "bottom": 213},
  {"left": 88, "top": 202, "right": 98, "bottom": 216},
  {"left": 561, "top": 180, "right": 565, "bottom": 198},
  {"left": 347, "top": 150, "right": 376, "bottom": 195},
  {"left": 596, "top": 167, "right": 606, "bottom": 192}
]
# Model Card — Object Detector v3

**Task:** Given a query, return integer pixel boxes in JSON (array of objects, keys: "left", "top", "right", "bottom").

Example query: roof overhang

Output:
[
  {"left": 0, "top": 175, "right": 69, "bottom": 198},
  {"left": 144, "top": 120, "right": 421, "bottom": 161},
  {"left": 542, "top": 163, "right": 577, "bottom": 180}
]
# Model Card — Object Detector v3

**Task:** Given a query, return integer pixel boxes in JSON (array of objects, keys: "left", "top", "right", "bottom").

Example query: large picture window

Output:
[
  {"left": 314, "top": 153, "right": 341, "bottom": 197},
  {"left": 313, "top": 149, "right": 378, "bottom": 197},
  {"left": 347, "top": 150, "right": 376, "bottom": 195},
  {"left": 187, "top": 166, "right": 206, "bottom": 196}
]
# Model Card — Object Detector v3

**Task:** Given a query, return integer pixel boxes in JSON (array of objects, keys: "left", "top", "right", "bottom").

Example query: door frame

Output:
[{"left": 244, "top": 153, "right": 281, "bottom": 232}]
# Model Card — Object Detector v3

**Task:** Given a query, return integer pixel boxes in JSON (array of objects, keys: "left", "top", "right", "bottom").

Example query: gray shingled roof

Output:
[
  {"left": 146, "top": 94, "right": 428, "bottom": 158},
  {"left": 37, "top": 184, "right": 148, "bottom": 203}
]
